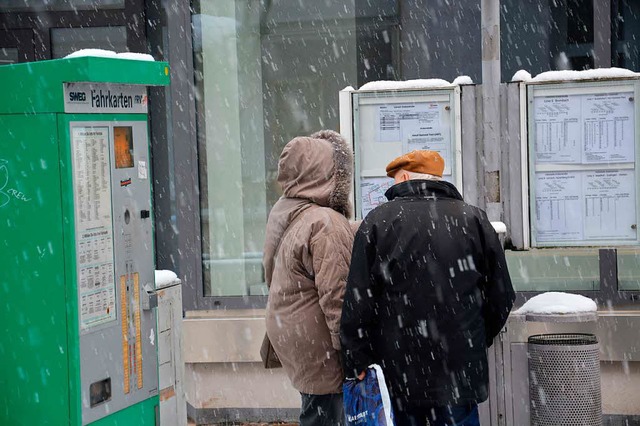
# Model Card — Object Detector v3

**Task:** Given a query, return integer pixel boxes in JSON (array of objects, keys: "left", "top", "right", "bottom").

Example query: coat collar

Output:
[{"left": 385, "top": 179, "right": 463, "bottom": 202}]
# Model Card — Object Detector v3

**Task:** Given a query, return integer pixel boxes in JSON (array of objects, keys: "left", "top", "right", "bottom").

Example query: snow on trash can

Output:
[{"left": 528, "top": 333, "right": 601, "bottom": 426}]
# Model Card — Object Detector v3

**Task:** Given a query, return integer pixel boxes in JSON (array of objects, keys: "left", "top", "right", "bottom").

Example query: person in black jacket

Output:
[{"left": 340, "top": 150, "right": 515, "bottom": 426}]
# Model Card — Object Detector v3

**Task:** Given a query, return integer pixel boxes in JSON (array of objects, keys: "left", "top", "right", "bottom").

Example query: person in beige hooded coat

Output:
[{"left": 264, "top": 130, "right": 354, "bottom": 426}]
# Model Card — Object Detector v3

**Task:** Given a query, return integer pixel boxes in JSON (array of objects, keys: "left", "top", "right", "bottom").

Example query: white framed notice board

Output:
[
  {"left": 345, "top": 87, "right": 463, "bottom": 219},
  {"left": 527, "top": 80, "right": 640, "bottom": 247}
]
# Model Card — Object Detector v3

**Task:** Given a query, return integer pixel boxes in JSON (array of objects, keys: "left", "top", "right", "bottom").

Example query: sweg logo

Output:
[
  {"left": 68, "top": 91, "right": 87, "bottom": 102},
  {"left": 347, "top": 410, "right": 368, "bottom": 422}
]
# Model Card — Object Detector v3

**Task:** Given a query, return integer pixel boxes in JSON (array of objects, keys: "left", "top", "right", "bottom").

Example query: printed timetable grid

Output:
[{"left": 534, "top": 170, "right": 636, "bottom": 242}]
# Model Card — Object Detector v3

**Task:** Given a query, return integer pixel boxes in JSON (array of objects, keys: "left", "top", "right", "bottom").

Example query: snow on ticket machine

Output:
[{"left": 0, "top": 57, "right": 169, "bottom": 425}]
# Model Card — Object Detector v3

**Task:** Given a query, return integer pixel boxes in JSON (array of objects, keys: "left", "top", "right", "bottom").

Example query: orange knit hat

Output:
[{"left": 385, "top": 150, "right": 445, "bottom": 178}]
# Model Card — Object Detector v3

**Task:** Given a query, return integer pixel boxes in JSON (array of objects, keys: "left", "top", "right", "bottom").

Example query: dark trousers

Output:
[
  {"left": 392, "top": 402, "right": 480, "bottom": 426},
  {"left": 299, "top": 392, "right": 344, "bottom": 426}
]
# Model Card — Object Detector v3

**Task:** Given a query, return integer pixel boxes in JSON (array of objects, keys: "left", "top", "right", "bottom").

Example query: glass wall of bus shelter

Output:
[
  {"left": 506, "top": 248, "right": 640, "bottom": 300},
  {"left": 192, "top": 0, "right": 485, "bottom": 302},
  {"left": 501, "top": 0, "right": 640, "bottom": 79},
  {"left": 501, "top": 0, "right": 597, "bottom": 79},
  {"left": 193, "top": 0, "right": 640, "bottom": 307}
]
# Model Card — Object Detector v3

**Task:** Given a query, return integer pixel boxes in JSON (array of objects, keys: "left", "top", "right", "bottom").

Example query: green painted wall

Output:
[{"left": 0, "top": 113, "right": 71, "bottom": 424}]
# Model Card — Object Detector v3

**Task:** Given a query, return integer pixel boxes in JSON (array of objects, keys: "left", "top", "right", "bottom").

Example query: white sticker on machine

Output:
[{"left": 138, "top": 160, "right": 148, "bottom": 179}]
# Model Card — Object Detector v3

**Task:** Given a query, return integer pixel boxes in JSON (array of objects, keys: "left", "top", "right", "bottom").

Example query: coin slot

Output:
[{"left": 89, "top": 377, "right": 111, "bottom": 407}]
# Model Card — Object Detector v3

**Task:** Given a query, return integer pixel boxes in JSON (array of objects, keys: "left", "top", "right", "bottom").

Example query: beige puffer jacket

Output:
[{"left": 264, "top": 130, "right": 354, "bottom": 395}]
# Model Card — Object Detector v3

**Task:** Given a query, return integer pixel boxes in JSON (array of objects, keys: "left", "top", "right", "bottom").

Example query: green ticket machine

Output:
[{"left": 0, "top": 57, "right": 170, "bottom": 425}]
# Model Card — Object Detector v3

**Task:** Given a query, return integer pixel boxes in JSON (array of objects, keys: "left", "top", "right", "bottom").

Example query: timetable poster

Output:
[
  {"left": 535, "top": 170, "right": 637, "bottom": 242},
  {"left": 583, "top": 170, "right": 636, "bottom": 240},
  {"left": 376, "top": 101, "right": 453, "bottom": 177},
  {"left": 534, "top": 92, "right": 635, "bottom": 165},
  {"left": 534, "top": 172, "right": 583, "bottom": 242}
]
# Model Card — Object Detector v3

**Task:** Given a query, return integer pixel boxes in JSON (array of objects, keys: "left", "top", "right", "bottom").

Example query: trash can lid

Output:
[{"left": 528, "top": 333, "right": 598, "bottom": 345}]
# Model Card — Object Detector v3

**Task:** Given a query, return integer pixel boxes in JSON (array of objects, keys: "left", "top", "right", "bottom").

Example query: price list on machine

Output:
[
  {"left": 532, "top": 91, "right": 637, "bottom": 244},
  {"left": 71, "top": 126, "right": 117, "bottom": 329}
]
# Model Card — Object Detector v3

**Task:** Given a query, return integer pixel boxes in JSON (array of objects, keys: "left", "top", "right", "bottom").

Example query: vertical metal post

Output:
[
  {"left": 481, "top": 0, "right": 502, "bottom": 221},
  {"left": 599, "top": 248, "right": 619, "bottom": 308},
  {"left": 169, "top": 0, "right": 202, "bottom": 310},
  {"left": 482, "top": 2, "right": 505, "bottom": 422},
  {"left": 505, "top": 83, "right": 525, "bottom": 248},
  {"left": 148, "top": 0, "right": 202, "bottom": 310},
  {"left": 461, "top": 85, "right": 480, "bottom": 207}
]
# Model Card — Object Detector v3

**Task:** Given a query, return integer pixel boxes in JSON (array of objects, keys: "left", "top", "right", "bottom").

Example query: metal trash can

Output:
[{"left": 528, "top": 333, "right": 601, "bottom": 426}]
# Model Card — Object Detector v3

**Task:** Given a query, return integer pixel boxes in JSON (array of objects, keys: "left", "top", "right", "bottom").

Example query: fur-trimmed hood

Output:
[{"left": 277, "top": 130, "right": 353, "bottom": 217}]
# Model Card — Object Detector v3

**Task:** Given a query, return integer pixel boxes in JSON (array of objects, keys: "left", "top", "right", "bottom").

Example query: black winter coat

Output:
[{"left": 340, "top": 179, "right": 515, "bottom": 407}]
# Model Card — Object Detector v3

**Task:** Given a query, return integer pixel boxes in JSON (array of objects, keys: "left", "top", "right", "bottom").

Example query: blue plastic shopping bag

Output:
[{"left": 343, "top": 364, "right": 395, "bottom": 426}]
